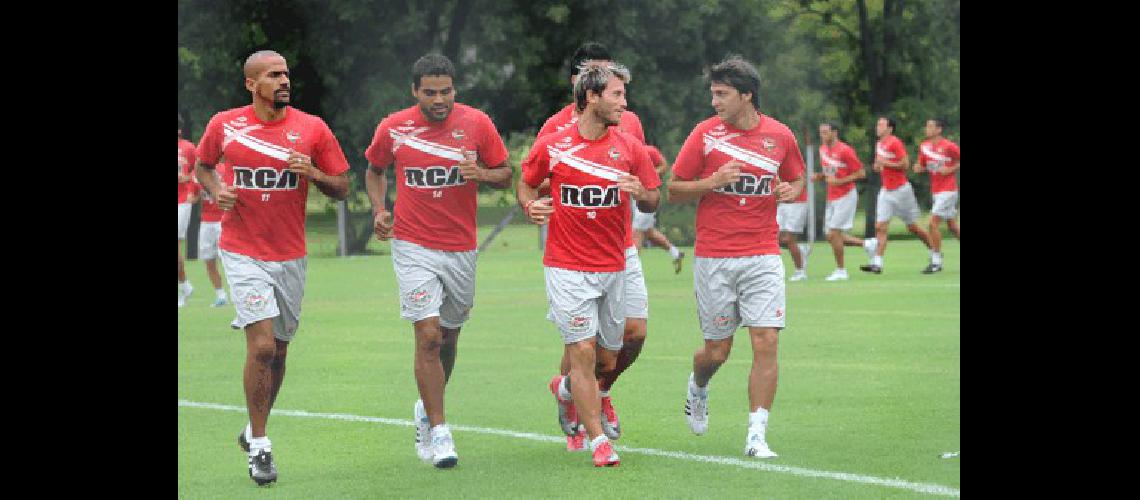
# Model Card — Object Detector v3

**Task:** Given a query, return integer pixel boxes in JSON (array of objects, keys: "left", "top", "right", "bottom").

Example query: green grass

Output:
[{"left": 179, "top": 224, "right": 960, "bottom": 498}]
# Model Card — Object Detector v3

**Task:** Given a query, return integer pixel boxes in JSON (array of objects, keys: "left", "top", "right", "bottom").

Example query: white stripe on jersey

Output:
[
  {"left": 702, "top": 134, "right": 780, "bottom": 174},
  {"left": 820, "top": 153, "right": 844, "bottom": 168},
  {"left": 701, "top": 133, "right": 742, "bottom": 156},
  {"left": 921, "top": 145, "right": 951, "bottom": 162},
  {"left": 223, "top": 124, "right": 290, "bottom": 162},
  {"left": 389, "top": 129, "right": 470, "bottom": 162},
  {"left": 222, "top": 124, "right": 265, "bottom": 150},
  {"left": 547, "top": 145, "right": 626, "bottom": 182},
  {"left": 875, "top": 144, "right": 895, "bottom": 159}
]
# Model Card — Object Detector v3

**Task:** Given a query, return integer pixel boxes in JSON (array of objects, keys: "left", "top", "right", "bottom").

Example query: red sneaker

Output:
[
  {"left": 600, "top": 395, "right": 621, "bottom": 439},
  {"left": 592, "top": 438, "right": 620, "bottom": 467},
  {"left": 566, "top": 425, "right": 586, "bottom": 451},
  {"left": 548, "top": 375, "right": 579, "bottom": 436}
]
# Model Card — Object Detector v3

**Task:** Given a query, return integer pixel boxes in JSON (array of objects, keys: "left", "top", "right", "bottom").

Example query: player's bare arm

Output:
[
  {"left": 668, "top": 159, "right": 743, "bottom": 203},
  {"left": 364, "top": 165, "right": 394, "bottom": 240},
  {"left": 457, "top": 150, "right": 513, "bottom": 189},
  {"left": 830, "top": 167, "right": 865, "bottom": 185},
  {"left": 517, "top": 177, "right": 553, "bottom": 225},
  {"left": 883, "top": 156, "right": 909, "bottom": 170},
  {"left": 195, "top": 160, "right": 238, "bottom": 210},
  {"left": 775, "top": 176, "right": 805, "bottom": 202},
  {"left": 617, "top": 174, "right": 660, "bottom": 213},
  {"left": 939, "top": 161, "right": 960, "bottom": 175},
  {"left": 285, "top": 150, "right": 349, "bottom": 200}
]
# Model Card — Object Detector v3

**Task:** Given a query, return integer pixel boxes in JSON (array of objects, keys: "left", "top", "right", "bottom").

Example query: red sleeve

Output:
[
  {"left": 890, "top": 138, "right": 908, "bottom": 162},
  {"left": 536, "top": 114, "right": 558, "bottom": 139},
  {"left": 948, "top": 142, "right": 960, "bottom": 163},
  {"left": 182, "top": 143, "right": 196, "bottom": 175},
  {"left": 671, "top": 126, "right": 706, "bottom": 181},
  {"left": 778, "top": 133, "right": 805, "bottom": 182},
  {"left": 624, "top": 112, "right": 646, "bottom": 144},
  {"left": 842, "top": 145, "right": 862, "bottom": 170},
  {"left": 364, "top": 117, "right": 395, "bottom": 170},
  {"left": 195, "top": 114, "right": 224, "bottom": 166},
  {"left": 477, "top": 112, "right": 510, "bottom": 168},
  {"left": 917, "top": 143, "right": 929, "bottom": 167},
  {"left": 313, "top": 120, "right": 350, "bottom": 176},
  {"left": 646, "top": 145, "right": 664, "bottom": 167},
  {"left": 521, "top": 137, "right": 551, "bottom": 188},
  {"left": 631, "top": 140, "right": 661, "bottom": 190}
]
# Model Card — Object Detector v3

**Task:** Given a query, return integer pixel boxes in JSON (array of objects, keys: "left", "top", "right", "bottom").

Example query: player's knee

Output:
[
  {"left": 248, "top": 341, "right": 277, "bottom": 365},
  {"left": 750, "top": 329, "right": 779, "bottom": 354}
]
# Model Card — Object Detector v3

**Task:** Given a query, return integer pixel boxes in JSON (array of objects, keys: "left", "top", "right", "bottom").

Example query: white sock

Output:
[
  {"left": 599, "top": 390, "right": 610, "bottom": 398},
  {"left": 216, "top": 288, "right": 227, "bottom": 299},
  {"left": 244, "top": 423, "right": 252, "bottom": 441},
  {"left": 668, "top": 246, "right": 681, "bottom": 259},
  {"left": 589, "top": 435, "right": 609, "bottom": 450},
  {"left": 181, "top": 281, "right": 193, "bottom": 293},
  {"left": 248, "top": 436, "right": 271, "bottom": 453},
  {"left": 749, "top": 408, "right": 769, "bottom": 430},
  {"left": 688, "top": 373, "right": 707, "bottom": 396},
  {"left": 558, "top": 376, "right": 572, "bottom": 401},
  {"left": 835, "top": 267, "right": 846, "bottom": 272},
  {"left": 872, "top": 255, "right": 883, "bottom": 266},
  {"left": 931, "top": 252, "right": 942, "bottom": 265}
]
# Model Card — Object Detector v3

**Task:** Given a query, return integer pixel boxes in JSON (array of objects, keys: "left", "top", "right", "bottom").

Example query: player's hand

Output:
[
  {"left": 457, "top": 148, "right": 482, "bottom": 183},
  {"left": 811, "top": 172, "right": 824, "bottom": 182},
  {"left": 913, "top": 162, "right": 925, "bottom": 173},
  {"left": 708, "top": 160, "right": 743, "bottom": 189},
  {"left": 215, "top": 185, "right": 238, "bottom": 211},
  {"left": 373, "top": 209, "right": 394, "bottom": 241},
  {"left": 824, "top": 175, "right": 840, "bottom": 185},
  {"left": 178, "top": 173, "right": 193, "bottom": 183},
  {"left": 285, "top": 150, "right": 323, "bottom": 182},
  {"left": 773, "top": 177, "right": 798, "bottom": 202},
  {"left": 872, "top": 159, "right": 884, "bottom": 172},
  {"left": 526, "top": 197, "right": 554, "bottom": 225},
  {"left": 617, "top": 174, "right": 648, "bottom": 201}
]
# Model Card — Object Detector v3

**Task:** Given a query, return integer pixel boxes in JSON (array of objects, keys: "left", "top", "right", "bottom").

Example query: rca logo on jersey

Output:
[
  {"left": 232, "top": 166, "right": 300, "bottom": 190},
  {"left": 404, "top": 166, "right": 467, "bottom": 188},
  {"left": 560, "top": 184, "right": 621, "bottom": 208},
  {"left": 713, "top": 173, "right": 773, "bottom": 196}
]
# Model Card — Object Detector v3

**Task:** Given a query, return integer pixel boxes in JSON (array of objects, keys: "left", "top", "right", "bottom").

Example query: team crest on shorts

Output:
[
  {"left": 244, "top": 292, "right": 269, "bottom": 313},
  {"left": 451, "top": 129, "right": 465, "bottom": 141},
  {"left": 775, "top": 308, "right": 783, "bottom": 318},
  {"left": 406, "top": 288, "right": 432, "bottom": 307},
  {"left": 762, "top": 137, "right": 776, "bottom": 152},
  {"left": 714, "top": 315, "right": 732, "bottom": 328},
  {"left": 568, "top": 316, "right": 592, "bottom": 333}
]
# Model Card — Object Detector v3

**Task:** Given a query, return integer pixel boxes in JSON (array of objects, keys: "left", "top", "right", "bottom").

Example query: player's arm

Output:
[
  {"left": 458, "top": 155, "right": 513, "bottom": 189},
  {"left": 517, "top": 176, "right": 554, "bottom": 225},
  {"left": 365, "top": 164, "right": 394, "bottom": 240},
  {"left": 285, "top": 150, "right": 348, "bottom": 200},
  {"left": 775, "top": 175, "right": 805, "bottom": 202},
  {"left": 195, "top": 160, "right": 237, "bottom": 210},
  {"left": 882, "top": 154, "right": 909, "bottom": 170},
  {"left": 833, "top": 166, "right": 866, "bottom": 185},
  {"left": 668, "top": 160, "right": 742, "bottom": 203}
]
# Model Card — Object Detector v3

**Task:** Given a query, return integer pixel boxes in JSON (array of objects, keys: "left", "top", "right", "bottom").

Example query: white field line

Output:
[{"left": 179, "top": 400, "right": 959, "bottom": 497}]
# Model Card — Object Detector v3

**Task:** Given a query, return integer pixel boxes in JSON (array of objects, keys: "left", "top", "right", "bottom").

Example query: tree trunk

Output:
[{"left": 444, "top": 0, "right": 474, "bottom": 64}]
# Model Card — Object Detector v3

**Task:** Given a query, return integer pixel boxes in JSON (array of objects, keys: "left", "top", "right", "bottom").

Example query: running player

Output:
[
  {"left": 178, "top": 114, "right": 197, "bottom": 307},
  {"left": 193, "top": 159, "right": 230, "bottom": 306},
  {"left": 777, "top": 168, "right": 810, "bottom": 281},
  {"left": 634, "top": 144, "right": 686, "bottom": 274},
  {"left": 860, "top": 116, "right": 935, "bottom": 274},
  {"left": 914, "top": 118, "right": 960, "bottom": 273},
  {"left": 812, "top": 122, "right": 872, "bottom": 281}
]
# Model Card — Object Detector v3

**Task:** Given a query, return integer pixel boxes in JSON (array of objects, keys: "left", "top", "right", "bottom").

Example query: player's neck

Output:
[
  {"left": 576, "top": 109, "right": 609, "bottom": 141},
  {"left": 725, "top": 107, "right": 759, "bottom": 131},
  {"left": 929, "top": 135, "right": 943, "bottom": 143},
  {"left": 825, "top": 138, "right": 836, "bottom": 147},
  {"left": 252, "top": 100, "right": 288, "bottom": 123}
]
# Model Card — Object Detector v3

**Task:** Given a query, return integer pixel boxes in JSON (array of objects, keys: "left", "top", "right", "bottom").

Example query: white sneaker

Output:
[
  {"left": 863, "top": 239, "right": 878, "bottom": 260},
  {"left": 825, "top": 269, "right": 849, "bottom": 281},
  {"left": 684, "top": 374, "right": 708, "bottom": 435},
  {"left": 430, "top": 425, "right": 459, "bottom": 468},
  {"left": 178, "top": 293, "right": 187, "bottom": 308},
  {"left": 744, "top": 428, "right": 778, "bottom": 458},
  {"left": 414, "top": 400, "right": 432, "bottom": 462},
  {"left": 789, "top": 269, "right": 807, "bottom": 281}
]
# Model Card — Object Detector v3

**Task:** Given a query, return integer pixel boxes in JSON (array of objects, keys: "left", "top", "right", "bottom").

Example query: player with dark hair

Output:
[
  {"left": 913, "top": 118, "right": 960, "bottom": 273},
  {"left": 860, "top": 116, "right": 935, "bottom": 274},
  {"left": 812, "top": 122, "right": 872, "bottom": 281},
  {"left": 178, "top": 114, "right": 197, "bottom": 307}
]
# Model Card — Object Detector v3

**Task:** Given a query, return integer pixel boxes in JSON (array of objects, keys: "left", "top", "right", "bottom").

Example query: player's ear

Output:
[{"left": 245, "top": 77, "right": 256, "bottom": 93}]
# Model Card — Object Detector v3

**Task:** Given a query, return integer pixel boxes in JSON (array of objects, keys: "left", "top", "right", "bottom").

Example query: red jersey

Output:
[
  {"left": 194, "top": 163, "right": 227, "bottom": 223},
  {"left": 918, "top": 138, "right": 960, "bottom": 193},
  {"left": 196, "top": 105, "right": 350, "bottom": 261},
  {"left": 819, "top": 140, "right": 863, "bottom": 201},
  {"left": 522, "top": 127, "right": 661, "bottom": 272},
  {"left": 178, "top": 138, "right": 197, "bottom": 203},
  {"left": 646, "top": 145, "right": 664, "bottom": 169},
  {"left": 365, "top": 104, "right": 510, "bottom": 252},
  {"left": 672, "top": 115, "right": 805, "bottom": 258},
  {"left": 875, "top": 134, "right": 909, "bottom": 190}
]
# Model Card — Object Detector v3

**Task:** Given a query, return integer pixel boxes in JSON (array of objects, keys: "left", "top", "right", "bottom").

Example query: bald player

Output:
[{"left": 195, "top": 50, "right": 351, "bottom": 486}]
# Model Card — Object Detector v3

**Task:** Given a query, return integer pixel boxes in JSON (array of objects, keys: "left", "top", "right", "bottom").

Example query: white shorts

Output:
[
  {"left": 624, "top": 246, "right": 648, "bottom": 319},
  {"left": 198, "top": 222, "right": 222, "bottom": 260},
  {"left": 178, "top": 203, "right": 192, "bottom": 240},
  {"left": 931, "top": 191, "right": 959, "bottom": 219},
  {"left": 220, "top": 249, "right": 307, "bottom": 342},
  {"left": 825, "top": 189, "right": 858, "bottom": 231},
  {"left": 875, "top": 182, "right": 921, "bottom": 225},
  {"left": 632, "top": 203, "right": 656, "bottom": 231},
  {"left": 391, "top": 239, "right": 477, "bottom": 328},
  {"left": 694, "top": 255, "right": 786, "bottom": 340},
  {"left": 544, "top": 266, "right": 625, "bottom": 351},
  {"left": 776, "top": 202, "right": 808, "bottom": 233}
]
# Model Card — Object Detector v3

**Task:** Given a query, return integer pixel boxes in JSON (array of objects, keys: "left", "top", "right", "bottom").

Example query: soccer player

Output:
[
  {"left": 365, "top": 53, "right": 511, "bottom": 469},
  {"left": 776, "top": 172, "right": 810, "bottom": 281},
  {"left": 535, "top": 42, "right": 655, "bottom": 452},
  {"left": 519, "top": 63, "right": 661, "bottom": 467},
  {"left": 633, "top": 144, "right": 686, "bottom": 274},
  {"left": 669, "top": 56, "right": 805, "bottom": 459},
  {"left": 914, "top": 118, "right": 960, "bottom": 273},
  {"left": 193, "top": 160, "right": 230, "bottom": 306},
  {"left": 194, "top": 50, "right": 351, "bottom": 486},
  {"left": 811, "top": 122, "right": 872, "bottom": 281},
  {"left": 178, "top": 114, "right": 197, "bottom": 307},
  {"left": 859, "top": 116, "right": 935, "bottom": 274}
]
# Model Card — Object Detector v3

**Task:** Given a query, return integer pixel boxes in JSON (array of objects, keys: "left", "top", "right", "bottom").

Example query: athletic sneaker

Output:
[
  {"left": 921, "top": 263, "right": 942, "bottom": 274},
  {"left": 788, "top": 269, "right": 807, "bottom": 281},
  {"left": 211, "top": 297, "right": 228, "bottom": 307},
  {"left": 248, "top": 449, "right": 278, "bottom": 485},
  {"left": 744, "top": 428, "right": 778, "bottom": 459},
  {"left": 863, "top": 238, "right": 878, "bottom": 260},
  {"left": 178, "top": 294, "right": 187, "bottom": 308},
  {"left": 673, "top": 251, "right": 686, "bottom": 274},
  {"left": 566, "top": 425, "right": 587, "bottom": 451},
  {"left": 549, "top": 375, "right": 579, "bottom": 436},
  {"left": 414, "top": 399, "right": 432, "bottom": 461},
  {"left": 238, "top": 427, "right": 250, "bottom": 453},
  {"left": 591, "top": 438, "right": 621, "bottom": 467},
  {"left": 859, "top": 264, "right": 882, "bottom": 274},
  {"left": 684, "top": 375, "right": 709, "bottom": 435},
  {"left": 600, "top": 395, "right": 621, "bottom": 440},
  {"left": 824, "top": 269, "right": 849, "bottom": 281},
  {"left": 430, "top": 426, "right": 459, "bottom": 468}
]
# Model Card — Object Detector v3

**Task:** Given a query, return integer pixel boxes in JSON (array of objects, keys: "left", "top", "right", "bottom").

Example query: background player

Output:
[
  {"left": 812, "top": 122, "right": 870, "bottom": 281},
  {"left": 179, "top": 114, "right": 197, "bottom": 307},
  {"left": 914, "top": 118, "right": 960, "bottom": 273},
  {"left": 633, "top": 144, "right": 686, "bottom": 274},
  {"left": 860, "top": 116, "right": 934, "bottom": 274}
]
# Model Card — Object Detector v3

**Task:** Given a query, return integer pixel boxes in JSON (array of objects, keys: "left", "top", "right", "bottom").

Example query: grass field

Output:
[{"left": 178, "top": 224, "right": 960, "bottom": 498}]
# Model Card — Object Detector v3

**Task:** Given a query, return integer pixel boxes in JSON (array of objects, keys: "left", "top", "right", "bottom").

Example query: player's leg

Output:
[
  {"left": 827, "top": 230, "right": 845, "bottom": 268},
  {"left": 738, "top": 254, "right": 784, "bottom": 458},
  {"left": 861, "top": 189, "right": 889, "bottom": 273},
  {"left": 781, "top": 231, "right": 805, "bottom": 279},
  {"left": 632, "top": 229, "right": 646, "bottom": 249},
  {"left": 599, "top": 319, "right": 645, "bottom": 391},
  {"left": 440, "top": 327, "right": 461, "bottom": 382},
  {"left": 413, "top": 317, "right": 448, "bottom": 426},
  {"left": 645, "top": 228, "right": 685, "bottom": 272},
  {"left": 688, "top": 256, "right": 739, "bottom": 435},
  {"left": 178, "top": 204, "right": 193, "bottom": 305},
  {"left": 901, "top": 184, "right": 933, "bottom": 250},
  {"left": 948, "top": 218, "right": 960, "bottom": 239},
  {"left": 200, "top": 223, "right": 227, "bottom": 306},
  {"left": 243, "top": 319, "right": 279, "bottom": 442}
]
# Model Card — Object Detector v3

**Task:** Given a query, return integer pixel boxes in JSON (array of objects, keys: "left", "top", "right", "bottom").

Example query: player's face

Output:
[
  {"left": 414, "top": 75, "right": 455, "bottom": 122},
  {"left": 710, "top": 83, "right": 750, "bottom": 124},
  {"left": 819, "top": 125, "right": 832, "bottom": 144},
  {"left": 591, "top": 77, "right": 626, "bottom": 126},
  {"left": 876, "top": 118, "right": 891, "bottom": 138},
  {"left": 925, "top": 120, "right": 941, "bottom": 139},
  {"left": 247, "top": 57, "right": 291, "bottom": 110}
]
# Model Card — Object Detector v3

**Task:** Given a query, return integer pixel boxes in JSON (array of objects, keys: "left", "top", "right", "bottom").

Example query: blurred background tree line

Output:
[{"left": 179, "top": 0, "right": 959, "bottom": 253}]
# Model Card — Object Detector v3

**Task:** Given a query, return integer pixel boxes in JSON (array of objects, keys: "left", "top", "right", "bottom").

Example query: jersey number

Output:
[
  {"left": 433, "top": 190, "right": 443, "bottom": 198},
  {"left": 586, "top": 211, "right": 597, "bottom": 219},
  {"left": 262, "top": 193, "right": 271, "bottom": 202}
]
